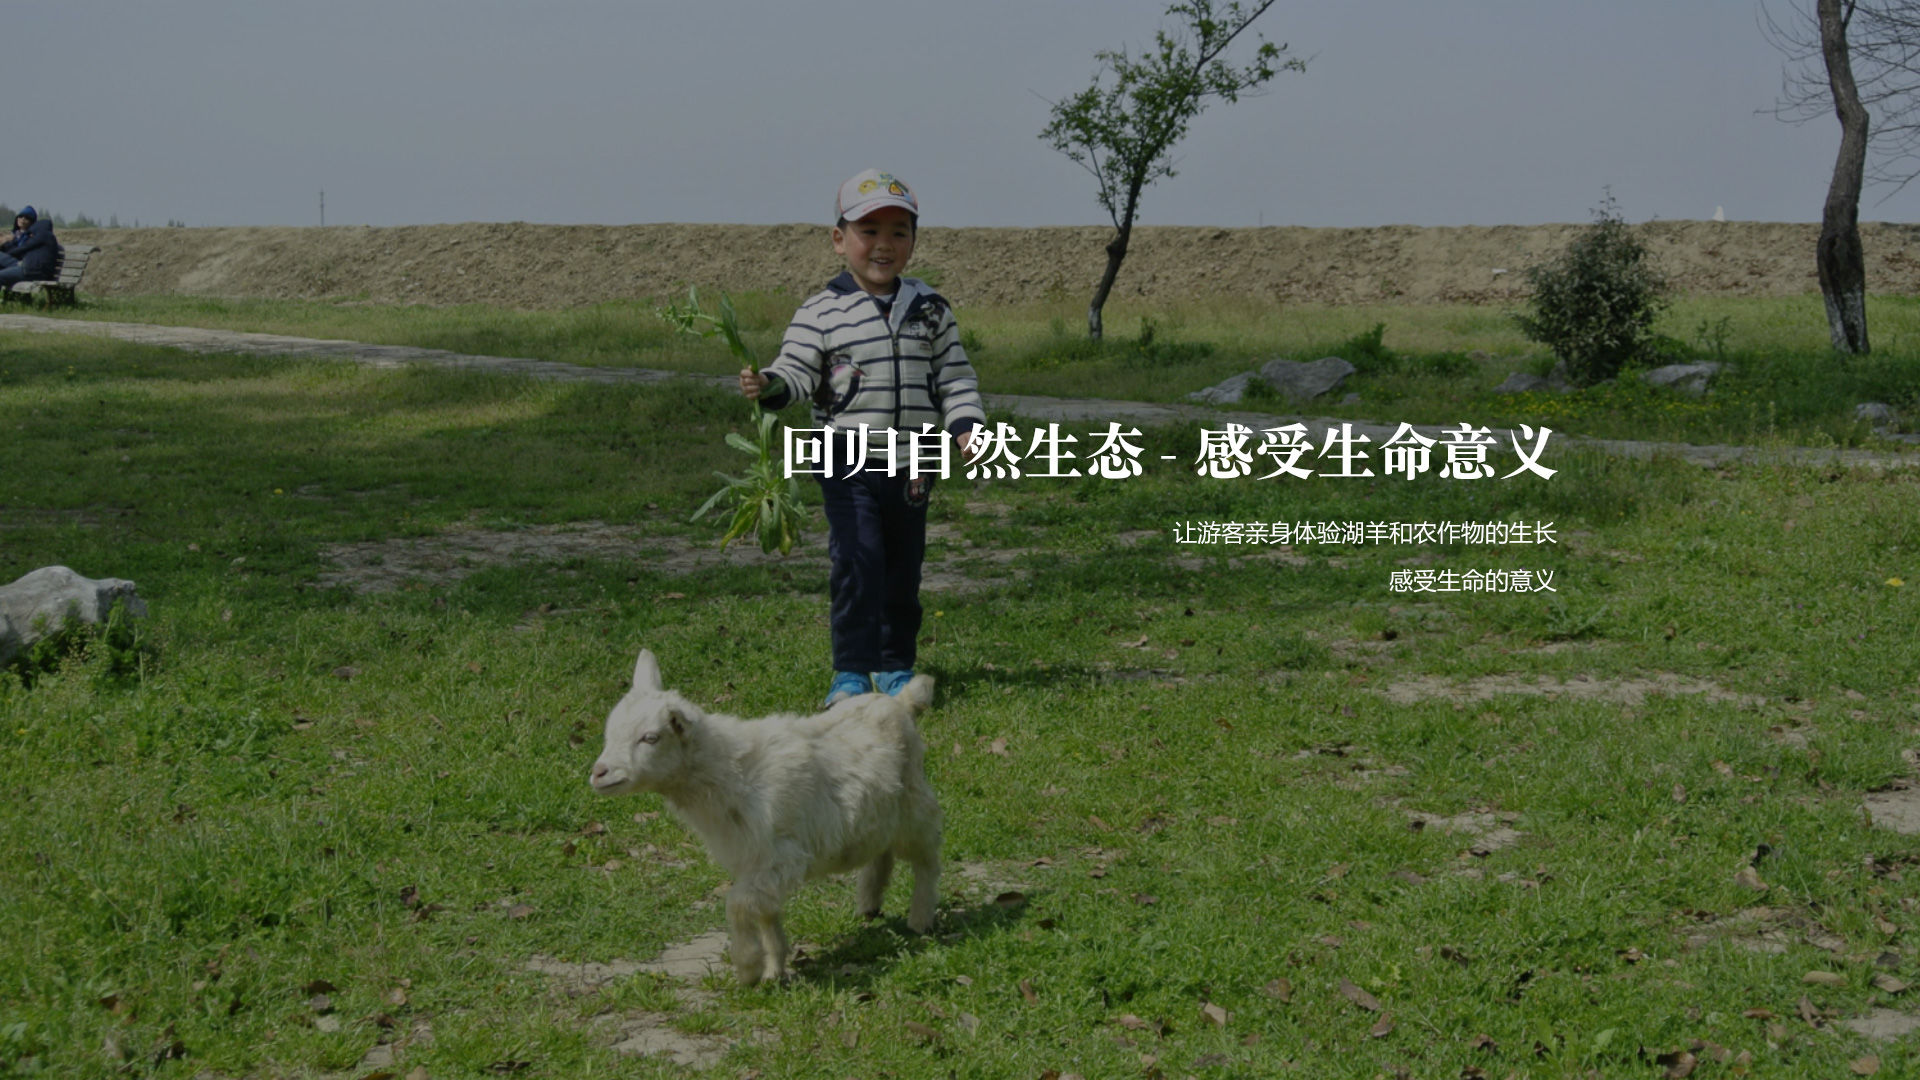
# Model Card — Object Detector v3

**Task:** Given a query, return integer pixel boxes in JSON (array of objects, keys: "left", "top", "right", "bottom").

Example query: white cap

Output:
[{"left": 835, "top": 169, "right": 918, "bottom": 223}]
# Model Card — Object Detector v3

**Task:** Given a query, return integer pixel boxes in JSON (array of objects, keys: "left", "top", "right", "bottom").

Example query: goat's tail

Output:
[{"left": 897, "top": 674, "right": 935, "bottom": 713}]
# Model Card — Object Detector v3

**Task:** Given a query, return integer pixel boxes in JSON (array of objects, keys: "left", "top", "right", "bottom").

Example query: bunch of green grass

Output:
[{"left": 659, "top": 288, "right": 807, "bottom": 555}]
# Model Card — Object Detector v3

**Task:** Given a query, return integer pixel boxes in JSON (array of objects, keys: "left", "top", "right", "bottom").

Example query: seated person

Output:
[{"left": 0, "top": 207, "right": 59, "bottom": 288}]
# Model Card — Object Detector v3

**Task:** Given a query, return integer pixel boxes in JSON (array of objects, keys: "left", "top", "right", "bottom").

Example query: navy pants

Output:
[
  {"left": 817, "top": 469, "right": 932, "bottom": 674},
  {"left": 0, "top": 263, "right": 45, "bottom": 288}
]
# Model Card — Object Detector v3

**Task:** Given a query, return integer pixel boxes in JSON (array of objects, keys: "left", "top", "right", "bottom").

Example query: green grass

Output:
[
  {"left": 40, "top": 291, "right": 1920, "bottom": 450},
  {"left": 2, "top": 324, "right": 1919, "bottom": 1077}
]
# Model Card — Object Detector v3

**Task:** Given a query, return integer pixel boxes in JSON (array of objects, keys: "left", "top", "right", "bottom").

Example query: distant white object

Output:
[
  {"left": 1491, "top": 268, "right": 1508, "bottom": 276},
  {"left": 1713, "top": 206, "right": 1726, "bottom": 222}
]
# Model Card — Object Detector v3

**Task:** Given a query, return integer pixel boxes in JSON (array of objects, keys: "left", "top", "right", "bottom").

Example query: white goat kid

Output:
[{"left": 589, "top": 649, "right": 943, "bottom": 986}]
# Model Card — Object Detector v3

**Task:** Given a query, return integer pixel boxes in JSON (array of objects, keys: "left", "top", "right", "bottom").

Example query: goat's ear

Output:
[
  {"left": 633, "top": 649, "right": 662, "bottom": 693},
  {"left": 666, "top": 707, "right": 686, "bottom": 736}
]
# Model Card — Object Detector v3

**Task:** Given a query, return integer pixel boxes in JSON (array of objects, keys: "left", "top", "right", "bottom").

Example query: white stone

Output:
[
  {"left": 1186, "top": 371, "right": 1260, "bottom": 405},
  {"left": 1642, "top": 362, "right": 1724, "bottom": 397},
  {"left": 1494, "top": 372, "right": 1550, "bottom": 394},
  {"left": 0, "top": 566, "right": 148, "bottom": 666},
  {"left": 1258, "top": 356, "right": 1356, "bottom": 403}
]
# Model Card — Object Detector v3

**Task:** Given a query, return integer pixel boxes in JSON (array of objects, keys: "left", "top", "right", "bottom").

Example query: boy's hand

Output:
[
  {"left": 739, "top": 369, "right": 768, "bottom": 400},
  {"left": 956, "top": 428, "right": 977, "bottom": 461}
]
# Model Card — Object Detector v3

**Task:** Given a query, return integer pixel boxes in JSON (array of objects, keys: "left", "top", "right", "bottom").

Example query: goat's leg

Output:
[
  {"left": 757, "top": 909, "right": 790, "bottom": 984},
  {"left": 902, "top": 826, "right": 942, "bottom": 934},
  {"left": 855, "top": 851, "right": 895, "bottom": 919},
  {"left": 726, "top": 890, "right": 768, "bottom": 987}
]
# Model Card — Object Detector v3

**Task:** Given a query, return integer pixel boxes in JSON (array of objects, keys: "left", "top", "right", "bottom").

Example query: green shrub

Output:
[
  {"left": 1336, "top": 322, "right": 1396, "bottom": 375},
  {"left": 1513, "top": 195, "right": 1671, "bottom": 387}
]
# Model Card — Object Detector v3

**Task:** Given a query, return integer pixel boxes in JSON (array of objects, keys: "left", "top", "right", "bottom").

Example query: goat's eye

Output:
[{"left": 639, "top": 731, "right": 660, "bottom": 745}]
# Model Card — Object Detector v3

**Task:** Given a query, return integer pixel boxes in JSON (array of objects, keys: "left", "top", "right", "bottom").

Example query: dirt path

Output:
[{"left": 3, "top": 313, "right": 1915, "bottom": 470}]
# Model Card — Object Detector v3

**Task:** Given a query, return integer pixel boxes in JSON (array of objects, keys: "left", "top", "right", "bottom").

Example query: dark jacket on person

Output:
[{"left": 1, "top": 218, "right": 60, "bottom": 278}]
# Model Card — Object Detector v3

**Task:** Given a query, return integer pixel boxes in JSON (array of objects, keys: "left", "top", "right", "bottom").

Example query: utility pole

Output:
[{"left": 319, "top": 190, "right": 325, "bottom": 228}]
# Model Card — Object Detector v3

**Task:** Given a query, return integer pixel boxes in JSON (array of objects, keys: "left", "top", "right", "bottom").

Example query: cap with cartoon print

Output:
[{"left": 835, "top": 169, "right": 918, "bottom": 223}]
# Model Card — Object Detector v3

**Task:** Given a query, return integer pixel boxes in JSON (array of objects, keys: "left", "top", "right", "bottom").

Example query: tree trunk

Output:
[
  {"left": 1088, "top": 183, "right": 1144, "bottom": 341},
  {"left": 1087, "top": 228, "right": 1130, "bottom": 341},
  {"left": 1818, "top": 0, "right": 1870, "bottom": 354}
]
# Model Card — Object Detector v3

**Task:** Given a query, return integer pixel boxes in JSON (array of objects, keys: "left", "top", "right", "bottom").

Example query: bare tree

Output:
[
  {"left": 1765, "top": 0, "right": 1920, "bottom": 353},
  {"left": 1041, "top": 1, "right": 1303, "bottom": 340}
]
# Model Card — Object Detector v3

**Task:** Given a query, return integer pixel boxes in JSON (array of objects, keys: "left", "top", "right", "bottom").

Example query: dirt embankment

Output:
[{"left": 60, "top": 220, "right": 1920, "bottom": 310}]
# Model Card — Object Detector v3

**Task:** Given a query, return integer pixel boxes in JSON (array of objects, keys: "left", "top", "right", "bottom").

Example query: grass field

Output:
[
  {"left": 1, "top": 301, "right": 1919, "bottom": 1078},
  {"left": 35, "top": 290, "right": 1920, "bottom": 448}
]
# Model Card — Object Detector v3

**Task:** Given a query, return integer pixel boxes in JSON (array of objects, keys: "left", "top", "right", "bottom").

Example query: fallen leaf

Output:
[
  {"left": 904, "top": 1020, "right": 940, "bottom": 1042},
  {"left": 1201, "top": 1003, "right": 1229, "bottom": 1028},
  {"left": 307, "top": 994, "right": 333, "bottom": 1014},
  {"left": 1798, "top": 996, "right": 1822, "bottom": 1025},
  {"left": 1852, "top": 1056, "right": 1882, "bottom": 1076},
  {"left": 1742, "top": 1008, "right": 1776, "bottom": 1020},
  {"left": 1804, "top": 971, "right": 1846, "bottom": 988},
  {"left": 579, "top": 821, "right": 607, "bottom": 836},
  {"left": 1119, "top": 635, "right": 1149, "bottom": 649},
  {"left": 1655, "top": 1048, "right": 1697, "bottom": 1078},
  {"left": 1133, "top": 893, "right": 1158, "bottom": 906},
  {"left": 1712, "top": 760, "right": 1734, "bottom": 776},
  {"left": 1620, "top": 947, "right": 1645, "bottom": 964},
  {"left": 1019, "top": 979, "right": 1038, "bottom": 1004},
  {"left": 1873, "top": 973, "right": 1910, "bottom": 993},
  {"left": 1338, "top": 978, "right": 1382, "bottom": 1012},
  {"left": 466, "top": 662, "right": 483, "bottom": 674},
  {"left": 993, "top": 891, "right": 1026, "bottom": 909},
  {"left": 332, "top": 666, "right": 359, "bottom": 680},
  {"left": 1264, "top": 978, "right": 1292, "bottom": 1002},
  {"left": 958, "top": 1011, "right": 979, "bottom": 1034},
  {"left": 1672, "top": 784, "right": 1688, "bottom": 804},
  {"left": 386, "top": 987, "right": 408, "bottom": 1006},
  {"left": 1326, "top": 863, "right": 1350, "bottom": 879},
  {"left": 954, "top": 975, "right": 973, "bottom": 986},
  {"left": 1469, "top": 1033, "right": 1497, "bottom": 1052},
  {"left": 989, "top": 737, "right": 1009, "bottom": 757},
  {"left": 506, "top": 904, "right": 535, "bottom": 919},
  {"left": 484, "top": 1062, "right": 530, "bottom": 1074},
  {"left": 1733, "top": 867, "right": 1768, "bottom": 892},
  {"left": 1368, "top": 1013, "right": 1395, "bottom": 1038}
]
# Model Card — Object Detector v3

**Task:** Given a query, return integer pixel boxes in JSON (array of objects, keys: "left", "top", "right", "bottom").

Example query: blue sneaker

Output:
[
  {"left": 825, "top": 671, "right": 874, "bottom": 706},
  {"left": 873, "top": 670, "right": 914, "bottom": 697}
]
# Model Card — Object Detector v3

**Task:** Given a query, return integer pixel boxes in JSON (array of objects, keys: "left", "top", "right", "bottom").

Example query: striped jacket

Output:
[{"left": 760, "top": 271, "right": 985, "bottom": 470}]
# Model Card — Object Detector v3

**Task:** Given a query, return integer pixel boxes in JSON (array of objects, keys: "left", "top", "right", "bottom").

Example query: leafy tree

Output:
[
  {"left": 1040, "top": 0, "right": 1302, "bottom": 340},
  {"left": 1513, "top": 195, "right": 1671, "bottom": 388}
]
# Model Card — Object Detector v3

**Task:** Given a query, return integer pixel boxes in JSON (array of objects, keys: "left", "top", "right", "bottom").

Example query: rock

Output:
[
  {"left": 1858, "top": 402, "right": 1898, "bottom": 423},
  {"left": 1494, "top": 372, "right": 1550, "bottom": 394},
  {"left": 1258, "top": 356, "right": 1355, "bottom": 403},
  {"left": 1340, "top": 392, "right": 1362, "bottom": 405},
  {"left": 1642, "top": 362, "right": 1724, "bottom": 397},
  {"left": 1546, "top": 360, "right": 1573, "bottom": 393},
  {"left": 1187, "top": 371, "right": 1260, "bottom": 405},
  {"left": 0, "top": 566, "right": 148, "bottom": 666}
]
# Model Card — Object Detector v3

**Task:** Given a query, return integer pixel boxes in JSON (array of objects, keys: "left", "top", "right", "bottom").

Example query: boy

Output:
[{"left": 740, "top": 169, "right": 984, "bottom": 706}]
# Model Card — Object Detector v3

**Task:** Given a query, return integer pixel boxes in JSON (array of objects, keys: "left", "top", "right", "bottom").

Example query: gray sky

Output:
[{"left": 16, "top": 1, "right": 1891, "bottom": 229}]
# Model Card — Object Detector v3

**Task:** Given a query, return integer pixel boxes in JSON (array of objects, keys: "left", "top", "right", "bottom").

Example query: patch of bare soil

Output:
[
  {"left": 525, "top": 931, "right": 742, "bottom": 1067},
  {"left": 314, "top": 520, "right": 1031, "bottom": 594},
  {"left": 1848, "top": 1008, "right": 1920, "bottom": 1041},
  {"left": 1379, "top": 672, "right": 1763, "bottom": 708},
  {"left": 1866, "top": 787, "right": 1920, "bottom": 835},
  {"left": 592, "top": 1011, "right": 733, "bottom": 1068},
  {"left": 1681, "top": 906, "right": 1846, "bottom": 956},
  {"left": 1406, "top": 810, "right": 1523, "bottom": 855},
  {"left": 64, "top": 220, "right": 1920, "bottom": 310}
]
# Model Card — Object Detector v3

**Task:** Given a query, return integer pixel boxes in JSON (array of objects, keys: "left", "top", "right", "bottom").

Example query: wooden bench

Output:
[{"left": 2, "top": 244, "right": 99, "bottom": 308}]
